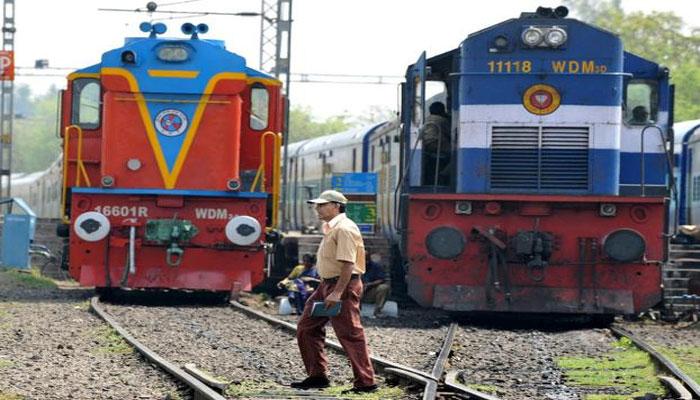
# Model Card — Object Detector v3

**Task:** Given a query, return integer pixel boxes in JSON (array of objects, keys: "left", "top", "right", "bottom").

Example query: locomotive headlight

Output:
[
  {"left": 157, "top": 45, "right": 190, "bottom": 62},
  {"left": 425, "top": 227, "right": 466, "bottom": 260},
  {"left": 544, "top": 27, "right": 568, "bottom": 47},
  {"left": 521, "top": 27, "right": 544, "bottom": 47},
  {"left": 603, "top": 229, "right": 646, "bottom": 263},
  {"left": 74, "top": 211, "right": 111, "bottom": 242},
  {"left": 225, "top": 216, "right": 262, "bottom": 246}
]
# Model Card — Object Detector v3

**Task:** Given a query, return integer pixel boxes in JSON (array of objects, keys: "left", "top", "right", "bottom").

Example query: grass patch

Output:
[
  {"left": 91, "top": 326, "right": 133, "bottom": 355},
  {"left": 466, "top": 384, "right": 506, "bottom": 395},
  {"left": 557, "top": 337, "right": 665, "bottom": 399},
  {"left": 0, "top": 359, "right": 13, "bottom": 368},
  {"left": 0, "top": 393, "right": 23, "bottom": 400},
  {"left": 1, "top": 268, "right": 56, "bottom": 289},
  {"left": 74, "top": 300, "right": 90, "bottom": 311},
  {"left": 655, "top": 344, "right": 700, "bottom": 384},
  {"left": 226, "top": 379, "right": 406, "bottom": 399}
]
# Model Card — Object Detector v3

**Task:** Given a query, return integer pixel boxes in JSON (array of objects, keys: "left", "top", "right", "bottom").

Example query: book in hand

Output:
[{"left": 310, "top": 301, "right": 341, "bottom": 317}]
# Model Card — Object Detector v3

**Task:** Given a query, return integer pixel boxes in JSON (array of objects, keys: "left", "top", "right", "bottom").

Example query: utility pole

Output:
[
  {"left": 0, "top": 0, "right": 15, "bottom": 198},
  {"left": 259, "top": 0, "right": 292, "bottom": 230}
]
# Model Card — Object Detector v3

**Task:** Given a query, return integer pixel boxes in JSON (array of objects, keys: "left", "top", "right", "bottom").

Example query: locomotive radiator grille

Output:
[{"left": 490, "top": 126, "right": 589, "bottom": 191}]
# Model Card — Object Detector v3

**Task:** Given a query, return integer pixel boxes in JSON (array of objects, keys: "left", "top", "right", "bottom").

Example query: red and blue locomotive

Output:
[
  {"left": 60, "top": 22, "right": 282, "bottom": 294},
  {"left": 399, "top": 6, "right": 672, "bottom": 314}
]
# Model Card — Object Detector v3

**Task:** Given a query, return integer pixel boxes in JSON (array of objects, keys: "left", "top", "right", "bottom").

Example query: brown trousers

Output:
[{"left": 296, "top": 278, "right": 375, "bottom": 388}]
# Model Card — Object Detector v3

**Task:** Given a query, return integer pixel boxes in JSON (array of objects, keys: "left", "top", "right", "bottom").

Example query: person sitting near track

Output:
[
  {"left": 362, "top": 253, "right": 391, "bottom": 318},
  {"left": 277, "top": 253, "right": 320, "bottom": 315}
]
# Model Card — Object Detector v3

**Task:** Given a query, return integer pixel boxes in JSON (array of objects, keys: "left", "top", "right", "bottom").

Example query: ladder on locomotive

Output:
[{"left": 664, "top": 244, "right": 700, "bottom": 317}]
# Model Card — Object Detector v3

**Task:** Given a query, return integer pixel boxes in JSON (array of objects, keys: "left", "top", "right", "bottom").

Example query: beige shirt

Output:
[{"left": 316, "top": 213, "right": 366, "bottom": 279}]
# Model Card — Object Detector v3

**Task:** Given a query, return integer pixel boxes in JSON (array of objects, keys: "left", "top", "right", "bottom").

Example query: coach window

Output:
[
  {"left": 624, "top": 80, "right": 658, "bottom": 125},
  {"left": 250, "top": 84, "right": 269, "bottom": 131},
  {"left": 71, "top": 78, "right": 101, "bottom": 130}
]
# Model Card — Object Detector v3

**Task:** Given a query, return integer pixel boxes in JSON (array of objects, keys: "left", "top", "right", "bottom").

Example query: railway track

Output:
[
  {"left": 230, "top": 300, "right": 501, "bottom": 400},
  {"left": 610, "top": 325, "right": 700, "bottom": 400},
  {"left": 90, "top": 295, "right": 700, "bottom": 400},
  {"left": 90, "top": 296, "right": 500, "bottom": 399}
]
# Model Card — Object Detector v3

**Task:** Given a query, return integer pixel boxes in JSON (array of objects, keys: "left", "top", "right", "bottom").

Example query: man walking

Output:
[{"left": 291, "top": 190, "right": 377, "bottom": 394}]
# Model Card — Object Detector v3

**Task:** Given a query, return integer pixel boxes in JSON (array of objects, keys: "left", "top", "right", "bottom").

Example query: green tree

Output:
[
  {"left": 13, "top": 86, "right": 61, "bottom": 173},
  {"left": 288, "top": 105, "right": 353, "bottom": 142},
  {"left": 564, "top": 0, "right": 700, "bottom": 120},
  {"left": 350, "top": 105, "right": 396, "bottom": 127},
  {"left": 288, "top": 105, "right": 396, "bottom": 143}
]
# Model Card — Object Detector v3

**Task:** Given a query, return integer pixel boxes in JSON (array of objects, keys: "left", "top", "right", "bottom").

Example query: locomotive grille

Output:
[{"left": 490, "top": 126, "right": 589, "bottom": 191}]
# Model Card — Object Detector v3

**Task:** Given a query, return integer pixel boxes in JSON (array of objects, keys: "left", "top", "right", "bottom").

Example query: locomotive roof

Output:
[{"left": 71, "top": 29, "right": 277, "bottom": 89}]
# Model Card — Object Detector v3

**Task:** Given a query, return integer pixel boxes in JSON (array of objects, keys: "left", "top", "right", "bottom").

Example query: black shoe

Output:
[
  {"left": 290, "top": 376, "right": 330, "bottom": 389},
  {"left": 341, "top": 384, "right": 378, "bottom": 394}
]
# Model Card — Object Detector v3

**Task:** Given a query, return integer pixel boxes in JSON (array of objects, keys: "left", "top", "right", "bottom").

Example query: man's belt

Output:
[{"left": 322, "top": 274, "right": 360, "bottom": 283}]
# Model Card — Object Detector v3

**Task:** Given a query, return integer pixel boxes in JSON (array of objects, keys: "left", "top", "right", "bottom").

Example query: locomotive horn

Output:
[
  {"left": 554, "top": 6, "right": 569, "bottom": 18},
  {"left": 181, "top": 22, "right": 195, "bottom": 35},
  {"left": 536, "top": 6, "right": 554, "bottom": 17},
  {"left": 197, "top": 23, "right": 209, "bottom": 34},
  {"left": 153, "top": 22, "right": 167, "bottom": 34},
  {"left": 139, "top": 22, "right": 152, "bottom": 33}
]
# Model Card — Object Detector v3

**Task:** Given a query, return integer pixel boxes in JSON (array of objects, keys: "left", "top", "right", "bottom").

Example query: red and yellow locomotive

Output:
[{"left": 59, "top": 22, "right": 282, "bottom": 294}]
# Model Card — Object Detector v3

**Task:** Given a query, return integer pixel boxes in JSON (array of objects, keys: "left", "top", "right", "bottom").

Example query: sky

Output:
[{"left": 12, "top": 0, "right": 700, "bottom": 119}]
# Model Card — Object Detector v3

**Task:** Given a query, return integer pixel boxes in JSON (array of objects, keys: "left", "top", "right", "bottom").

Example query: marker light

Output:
[
  {"left": 521, "top": 27, "right": 544, "bottom": 47},
  {"left": 545, "top": 27, "right": 568, "bottom": 47},
  {"left": 493, "top": 35, "right": 509, "bottom": 50}
]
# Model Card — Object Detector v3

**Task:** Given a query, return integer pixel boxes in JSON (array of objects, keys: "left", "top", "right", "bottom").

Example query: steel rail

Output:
[
  {"left": 230, "top": 300, "right": 502, "bottom": 400},
  {"left": 610, "top": 325, "right": 700, "bottom": 398},
  {"left": 431, "top": 322, "right": 457, "bottom": 379},
  {"left": 90, "top": 297, "right": 227, "bottom": 400},
  {"left": 229, "top": 300, "right": 435, "bottom": 380},
  {"left": 444, "top": 371, "right": 503, "bottom": 400},
  {"left": 384, "top": 367, "right": 438, "bottom": 400}
]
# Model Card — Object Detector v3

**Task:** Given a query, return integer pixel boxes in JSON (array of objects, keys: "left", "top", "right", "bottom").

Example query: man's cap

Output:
[{"left": 307, "top": 189, "right": 348, "bottom": 205}]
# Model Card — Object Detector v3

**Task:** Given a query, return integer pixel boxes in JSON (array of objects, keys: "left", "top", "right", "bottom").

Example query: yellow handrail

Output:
[
  {"left": 61, "top": 125, "right": 92, "bottom": 223},
  {"left": 250, "top": 131, "right": 282, "bottom": 228}
]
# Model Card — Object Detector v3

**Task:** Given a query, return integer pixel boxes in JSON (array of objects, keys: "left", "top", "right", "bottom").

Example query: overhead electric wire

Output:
[
  {"left": 15, "top": 66, "right": 403, "bottom": 85},
  {"left": 158, "top": 0, "right": 205, "bottom": 7},
  {"left": 98, "top": 7, "right": 270, "bottom": 22}
]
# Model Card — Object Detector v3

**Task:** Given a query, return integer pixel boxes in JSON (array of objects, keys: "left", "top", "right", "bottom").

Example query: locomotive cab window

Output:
[
  {"left": 624, "top": 80, "right": 658, "bottom": 126},
  {"left": 250, "top": 84, "right": 269, "bottom": 131},
  {"left": 71, "top": 78, "right": 101, "bottom": 130},
  {"left": 412, "top": 76, "right": 423, "bottom": 125}
]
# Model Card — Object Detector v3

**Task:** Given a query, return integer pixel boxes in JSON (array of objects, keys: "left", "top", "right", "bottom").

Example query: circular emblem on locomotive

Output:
[
  {"left": 522, "top": 84, "right": 561, "bottom": 115},
  {"left": 155, "top": 109, "right": 188, "bottom": 136}
]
